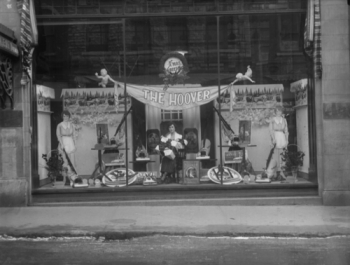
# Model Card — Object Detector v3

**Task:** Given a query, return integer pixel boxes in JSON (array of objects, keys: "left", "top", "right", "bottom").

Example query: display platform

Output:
[
  {"left": 32, "top": 179, "right": 318, "bottom": 205},
  {"left": 37, "top": 174, "right": 315, "bottom": 191}
]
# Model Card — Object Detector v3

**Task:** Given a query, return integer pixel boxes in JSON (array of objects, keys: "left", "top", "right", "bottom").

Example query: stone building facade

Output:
[{"left": 0, "top": 0, "right": 349, "bottom": 206}]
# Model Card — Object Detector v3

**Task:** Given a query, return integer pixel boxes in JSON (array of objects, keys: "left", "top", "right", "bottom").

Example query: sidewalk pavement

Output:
[{"left": 1, "top": 205, "right": 349, "bottom": 239}]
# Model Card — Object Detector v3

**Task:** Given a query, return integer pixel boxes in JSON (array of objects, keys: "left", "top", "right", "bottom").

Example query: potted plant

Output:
[
  {"left": 42, "top": 150, "right": 65, "bottom": 186},
  {"left": 281, "top": 145, "right": 305, "bottom": 182}
]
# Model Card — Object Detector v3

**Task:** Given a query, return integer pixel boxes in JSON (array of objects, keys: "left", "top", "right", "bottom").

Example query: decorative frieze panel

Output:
[
  {"left": 290, "top": 79, "right": 307, "bottom": 107},
  {"left": 37, "top": 85, "right": 55, "bottom": 112},
  {"left": 0, "top": 55, "right": 13, "bottom": 109}
]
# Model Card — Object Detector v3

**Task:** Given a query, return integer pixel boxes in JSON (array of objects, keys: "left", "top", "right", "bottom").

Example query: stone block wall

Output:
[{"left": 320, "top": 0, "right": 350, "bottom": 205}]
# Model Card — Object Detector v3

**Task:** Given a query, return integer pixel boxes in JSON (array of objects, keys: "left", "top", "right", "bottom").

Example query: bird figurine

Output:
[
  {"left": 231, "top": 65, "right": 255, "bottom": 85},
  {"left": 229, "top": 66, "right": 255, "bottom": 112}
]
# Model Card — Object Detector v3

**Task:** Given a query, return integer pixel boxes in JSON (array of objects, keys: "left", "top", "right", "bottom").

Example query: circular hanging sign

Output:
[
  {"left": 159, "top": 51, "right": 189, "bottom": 74},
  {"left": 164, "top": 57, "right": 183, "bottom": 74}
]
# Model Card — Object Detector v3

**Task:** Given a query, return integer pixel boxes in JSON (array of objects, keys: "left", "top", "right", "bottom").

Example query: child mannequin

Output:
[
  {"left": 95, "top": 68, "right": 117, "bottom": 88},
  {"left": 228, "top": 136, "right": 255, "bottom": 177}
]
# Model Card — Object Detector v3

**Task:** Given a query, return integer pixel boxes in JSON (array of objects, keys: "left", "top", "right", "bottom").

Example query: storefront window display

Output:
[{"left": 34, "top": 2, "right": 314, "bottom": 191}]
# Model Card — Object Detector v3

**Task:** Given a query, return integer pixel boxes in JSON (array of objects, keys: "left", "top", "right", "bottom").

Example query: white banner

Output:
[{"left": 125, "top": 84, "right": 229, "bottom": 110}]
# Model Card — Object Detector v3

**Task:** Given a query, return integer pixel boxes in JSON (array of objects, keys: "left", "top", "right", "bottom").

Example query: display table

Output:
[
  {"left": 185, "top": 158, "right": 217, "bottom": 167},
  {"left": 184, "top": 157, "right": 217, "bottom": 169},
  {"left": 90, "top": 145, "right": 128, "bottom": 179},
  {"left": 129, "top": 159, "right": 155, "bottom": 173},
  {"left": 220, "top": 144, "right": 257, "bottom": 172},
  {"left": 129, "top": 160, "right": 156, "bottom": 164}
]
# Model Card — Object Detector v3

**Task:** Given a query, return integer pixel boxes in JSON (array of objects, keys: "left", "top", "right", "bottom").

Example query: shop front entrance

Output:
[{"left": 33, "top": 4, "right": 317, "bottom": 203}]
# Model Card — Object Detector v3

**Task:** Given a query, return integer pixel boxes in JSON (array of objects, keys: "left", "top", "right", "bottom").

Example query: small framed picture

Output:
[
  {"left": 239, "top": 120, "right": 251, "bottom": 144},
  {"left": 96, "top": 123, "right": 109, "bottom": 144},
  {"left": 183, "top": 160, "right": 200, "bottom": 185}
]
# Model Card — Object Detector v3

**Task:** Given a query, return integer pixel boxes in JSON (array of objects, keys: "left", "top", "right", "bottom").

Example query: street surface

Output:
[{"left": 0, "top": 235, "right": 349, "bottom": 265}]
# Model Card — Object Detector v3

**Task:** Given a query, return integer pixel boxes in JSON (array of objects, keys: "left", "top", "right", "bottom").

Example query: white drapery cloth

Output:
[{"left": 146, "top": 105, "right": 161, "bottom": 174}]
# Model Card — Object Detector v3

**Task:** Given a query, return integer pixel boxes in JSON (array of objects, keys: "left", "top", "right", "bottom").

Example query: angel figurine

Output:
[
  {"left": 95, "top": 68, "right": 117, "bottom": 88},
  {"left": 231, "top": 65, "right": 255, "bottom": 85}
]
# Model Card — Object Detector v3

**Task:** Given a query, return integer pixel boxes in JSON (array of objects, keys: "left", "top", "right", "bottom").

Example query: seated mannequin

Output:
[
  {"left": 159, "top": 122, "right": 183, "bottom": 184},
  {"left": 228, "top": 137, "right": 242, "bottom": 151}
]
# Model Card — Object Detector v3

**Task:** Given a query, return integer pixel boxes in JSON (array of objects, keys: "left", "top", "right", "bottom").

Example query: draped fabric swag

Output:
[{"left": 304, "top": 0, "right": 322, "bottom": 78}]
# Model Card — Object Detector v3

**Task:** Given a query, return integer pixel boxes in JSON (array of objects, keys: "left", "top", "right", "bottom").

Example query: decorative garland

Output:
[
  {"left": 69, "top": 111, "right": 120, "bottom": 139},
  {"left": 222, "top": 108, "right": 278, "bottom": 127}
]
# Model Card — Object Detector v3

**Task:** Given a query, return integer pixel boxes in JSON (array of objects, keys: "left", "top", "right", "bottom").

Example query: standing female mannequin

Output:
[
  {"left": 56, "top": 110, "right": 78, "bottom": 183},
  {"left": 160, "top": 122, "right": 183, "bottom": 184},
  {"left": 269, "top": 106, "right": 288, "bottom": 179}
]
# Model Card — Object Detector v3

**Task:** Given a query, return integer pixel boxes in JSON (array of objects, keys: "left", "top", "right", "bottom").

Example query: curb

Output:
[{"left": 1, "top": 231, "right": 350, "bottom": 241}]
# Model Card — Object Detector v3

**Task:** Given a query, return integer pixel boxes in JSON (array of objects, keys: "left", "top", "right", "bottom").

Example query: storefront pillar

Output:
[
  {"left": 0, "top": 12, "right": 30, "bottom": 206},
  {"left": 319, "top": 0, "right": 350, "bottom": 205}
]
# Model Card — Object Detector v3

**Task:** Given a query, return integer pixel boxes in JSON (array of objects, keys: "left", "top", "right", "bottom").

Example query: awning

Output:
[
  {"left": 17, "top": 0, "right": 38, "bottom": 76},
  {"left": 37, "top": 85, "right": 55, "bottom": 99},
  {"left": 304, "top": 0, "right": 322, "bottom": 78},
  {"left": 233, "top": 84, "right": 284, "bottom": 94},
  {"left": 290, "top": 79, "right": 308, "bottom": 92},
  {"left": 61, "top": 88, "right": 116, "bottom": 98}
]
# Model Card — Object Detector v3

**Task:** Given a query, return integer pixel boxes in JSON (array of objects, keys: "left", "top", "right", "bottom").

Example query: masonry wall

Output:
[
  {"left": 0, "top": 0, "right": 30, "bottom": 206},
  {"left": 319, "top": 0, "right": 350, "bottom": 205}
]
